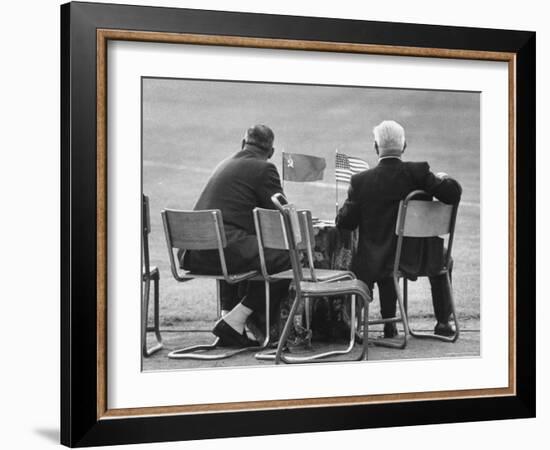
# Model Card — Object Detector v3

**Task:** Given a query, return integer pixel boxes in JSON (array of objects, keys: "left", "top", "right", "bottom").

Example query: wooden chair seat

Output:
[
  {"left": 395, "top": 267, "right": 450, "bottom": 280},
  {"left": 300, "top": 279, "right": 371, "bottom": 299},
  {"left": 396, "top": 257, "right": 453, "bottom": 281},
  {"left": 270, "top": 268, "right": 353, "bottom": 282},
  {"left": 179, "top": 269, "right": 259, "bottom": 284}
]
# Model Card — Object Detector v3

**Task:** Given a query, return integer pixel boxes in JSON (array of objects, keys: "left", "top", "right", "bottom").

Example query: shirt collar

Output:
[{"left": 378, "top": 155, "right": 402, "bottom": 162}]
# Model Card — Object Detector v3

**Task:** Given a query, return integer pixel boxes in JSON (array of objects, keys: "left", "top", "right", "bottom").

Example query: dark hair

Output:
[{"left": 244, "top": 124, "right": 274, "bottom": 152}]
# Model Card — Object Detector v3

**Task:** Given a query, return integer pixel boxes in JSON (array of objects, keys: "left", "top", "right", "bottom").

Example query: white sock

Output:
[{"left": 222, "top": 303, "right": 253, "bottom": 333}]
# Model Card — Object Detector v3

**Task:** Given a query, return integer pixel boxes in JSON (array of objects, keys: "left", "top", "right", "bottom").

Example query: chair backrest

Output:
[
  {"left": 143, "top": 194, "right": 151, "bottom": 235},
  {"left": 254, "top": 206, "right": 317, "bottom": 281},
  {"left": 253, "top": 208, "right": 310, "bottom": 250},
  {"left": 394, "top": 190, "right": 459, "bottom": 273},
  {"left": 297, "top": 210, "right": 315, "bottom": 251},
  {"left": 161, "top": 209, "right": 229, "bottom": 282},
  {"left": 271, "top": 193, "right": 303, "bottom": 246},
  {"left": 162, "top": 209, "right": 227, "bottom": 250},
  {"left": 253, "top": 208, "right": 290, "bottom": 251},
  {"left": 396, "top": 200, "right": 455, "bottom": 238},
  {"left": 265, "top": 194, "right": 306, "bottom": 284}
]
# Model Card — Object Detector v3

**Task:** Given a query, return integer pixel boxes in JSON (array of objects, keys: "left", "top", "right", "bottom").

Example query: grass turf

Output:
[{"left": 142, "top": 78, "right": 480, "bottom": 328}]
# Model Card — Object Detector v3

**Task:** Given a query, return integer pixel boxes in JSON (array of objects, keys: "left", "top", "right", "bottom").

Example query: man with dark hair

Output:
[
  {"left": 336, "top": 120, "right": 462, "bottom": 338},
  {"left": 181, "top": 125, "right": 290, "bottom": 347}
]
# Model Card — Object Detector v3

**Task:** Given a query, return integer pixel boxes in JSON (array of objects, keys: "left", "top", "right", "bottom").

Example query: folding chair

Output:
[
  {"left": 255, "top": 195, "right": 372, "bottom": 364},
  {"left": 142, "top": 194, "right": 163, "bottom": 357},
  {"left": 161, "top": 209, "right": 268, "bottom": 360},
  {"left": 393, "top": 190, "right": 460, "bottom": 342}
]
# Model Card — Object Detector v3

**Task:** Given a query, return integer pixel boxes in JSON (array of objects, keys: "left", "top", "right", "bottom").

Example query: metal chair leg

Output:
[
  {"left": 141, "top": 277, "right": 149, "bottom": 357},
  {"left": 256, "top": 275, "right": 358, "bottom": 362},
  {"left": 151, "top": 274, "right": 163, "bottom": 345},
  {"left": 371, "top": 276, "right": 408, "bottom": 349},
  {"left": 142, "top": 273, "right": 163, "bottom": 357},
  {"left": 404, "top": 278, "right": 408, "bottom": 314},
  {"left": 282, "top": 294, "right": 356, "bottom": 363},
  {"left": 351, "top": 295, "right": 370, "bottom": 360},
  {"left": 352, "top": 295, "right": 366, "bottom": 344},
  {"left": 168, "top": 280, "right": 272, "bottom": 360},
  {"left": 408, "top": 272, "right": 460, "bottom": 342},
  {"left": 359, "top": 297, "right": 369, "bottom": 360},
  {"left": 305, "top": 298, "right": 311, "bottom": 331},
  {"left": 260, "top": 290, "right": 369, "bottom": 364}
]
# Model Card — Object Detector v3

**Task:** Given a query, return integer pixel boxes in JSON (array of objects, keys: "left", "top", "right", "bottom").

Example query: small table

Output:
[{"left": 310, "top": 219, "right": 356, "bottom": 272}]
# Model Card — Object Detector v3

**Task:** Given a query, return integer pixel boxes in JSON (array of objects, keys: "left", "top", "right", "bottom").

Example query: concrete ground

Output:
[{"left": 143, "top": 317, "right": 480, "bottom": 371}]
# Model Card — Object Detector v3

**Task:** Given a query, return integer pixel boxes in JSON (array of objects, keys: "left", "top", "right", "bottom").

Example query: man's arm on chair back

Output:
[{"left": 414, "top": 162, "right": 462, "bottom": 205}]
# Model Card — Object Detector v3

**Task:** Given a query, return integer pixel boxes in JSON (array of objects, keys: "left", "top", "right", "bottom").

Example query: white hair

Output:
[{"left": 373, "top": 120, "right": 405, "bottom": 151}]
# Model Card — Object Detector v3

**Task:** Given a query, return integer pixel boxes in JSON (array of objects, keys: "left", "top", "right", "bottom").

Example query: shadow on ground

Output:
[
  {"left": 34, "top": 428, "right": 59, "bottom": 444},
  {"left": 143, "top": 318, "right": 480, "bottom": 371}
]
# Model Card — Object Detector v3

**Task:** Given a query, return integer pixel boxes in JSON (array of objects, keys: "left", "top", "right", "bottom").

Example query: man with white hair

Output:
[{"left": 336, "top": 120, "right": 462, "bottom": 338}]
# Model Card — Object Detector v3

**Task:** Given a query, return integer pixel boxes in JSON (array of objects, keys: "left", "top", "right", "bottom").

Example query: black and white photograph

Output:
[
  {"left": 141, "top": 77, "right": 480, "bottom": 370},
  {"left": 58, "top": 0, "right": 537, "bottom": 446},
  {"left": 0, "top": 0, "right": 542, "bottom": 447}
]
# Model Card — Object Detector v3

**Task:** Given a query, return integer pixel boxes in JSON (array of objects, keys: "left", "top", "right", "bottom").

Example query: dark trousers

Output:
[
  {"left": 185, "top": 241, "right": 291, "bottom": 314},
  {"left": 220, "top": 277, "right": 290, "bottom": 316},
  {"left": 222, "top": 247, "right": 290, "bottom": 313},
  {"left": 368, "top": 273, "right": 452, "bottom": 323}
]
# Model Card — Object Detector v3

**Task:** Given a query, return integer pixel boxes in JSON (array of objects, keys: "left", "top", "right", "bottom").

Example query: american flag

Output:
[{"left": 335, "top": 152, "right": 370, "bottom": 183}]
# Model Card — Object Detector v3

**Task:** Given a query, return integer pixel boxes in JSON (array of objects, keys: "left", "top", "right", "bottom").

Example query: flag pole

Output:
[
  {"left": 281, "top": 150, "right": 285, "bottom": 192},
  {"left": 335, "top": 149, "right": 339, "bottom": 217}
]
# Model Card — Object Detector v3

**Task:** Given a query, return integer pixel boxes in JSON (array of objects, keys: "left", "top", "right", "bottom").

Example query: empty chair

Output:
[
  {"left": 142, "top": 194, "right": 163, "bottom": 357},
  {"left": 255, "top": 194, "right": 372, "bottom": 364},
  {"left": 252, "top": 204, "right": 356, "bottom": 357}
]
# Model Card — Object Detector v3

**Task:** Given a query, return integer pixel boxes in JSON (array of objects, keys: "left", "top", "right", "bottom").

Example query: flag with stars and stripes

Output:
[{"left": 335, "top": 152, "right": 370, "bottom": 183}]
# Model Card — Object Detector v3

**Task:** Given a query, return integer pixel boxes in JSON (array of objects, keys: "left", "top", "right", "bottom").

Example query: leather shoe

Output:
[
  {"left": 384, "top": 323, "right": 398, "bottom": 338},
  {"left": 213, "top": 319, "right": 259, "bottom": 348},
  {"left": 217, "top": 329, "right": 253, "bottom": 348},
  {"left": 434, "top": 322, "right": 455, "bottom": 337}
]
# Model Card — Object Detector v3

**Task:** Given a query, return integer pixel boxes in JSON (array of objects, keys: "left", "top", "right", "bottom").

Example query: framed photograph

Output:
[{"left": 61, "top": 1, "right": 535, "bottom": 447}]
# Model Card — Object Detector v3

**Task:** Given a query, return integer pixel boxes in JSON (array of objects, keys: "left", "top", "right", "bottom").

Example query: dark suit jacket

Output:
[
  {"left": 182, "top": 144, "right": 284, "bottom": 274},
  {"left": 336, "top": 158, "right": 462, "bottom": 284}
]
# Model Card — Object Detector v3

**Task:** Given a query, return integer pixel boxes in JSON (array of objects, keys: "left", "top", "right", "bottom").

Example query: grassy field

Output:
[{"left": 142, "top": 78, "right": 480, "bottom": 329}]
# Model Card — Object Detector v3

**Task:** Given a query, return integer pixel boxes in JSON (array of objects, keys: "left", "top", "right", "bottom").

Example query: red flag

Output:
[{"left": 282, "top": 152, "right": 326, "bottom": 182}]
